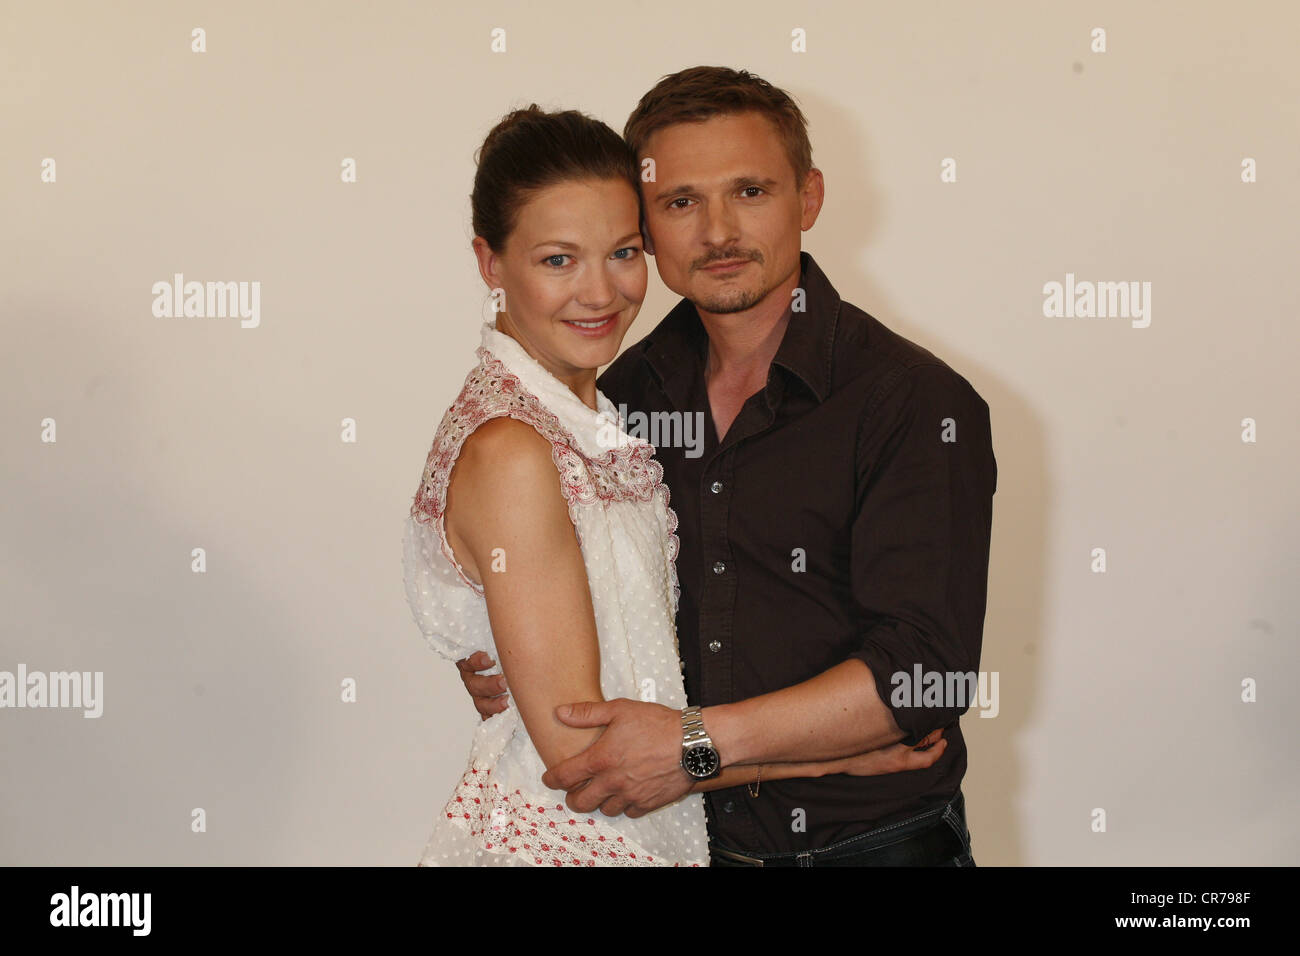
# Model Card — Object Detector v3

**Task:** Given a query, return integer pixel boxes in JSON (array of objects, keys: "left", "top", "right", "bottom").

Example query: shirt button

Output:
[
  {"left": 712, "top": 561, "right": 726, "bottom": 575},
  {"left": 710, "top": 481, "right": 723, "bottom": 494},
  {"left": 708, "top": 640, "right": 721, "bottom": 653},
  {"left": 722, "top": 800, "right": 735, "bottom": 813}
]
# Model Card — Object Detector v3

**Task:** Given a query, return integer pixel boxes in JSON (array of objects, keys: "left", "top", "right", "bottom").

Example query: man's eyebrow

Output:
[
  {"left": 651, "top": 176, "right": 780, "bottom": 203},
  {"left": 530, "top": 232, "right": 644, "bottom": 252}
]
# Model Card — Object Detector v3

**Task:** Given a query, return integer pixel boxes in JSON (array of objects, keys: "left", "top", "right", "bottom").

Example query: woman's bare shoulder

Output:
[
  {"left": 456, "top": 416, "right": 555, "bottom": 478},
  {"left": 449, "top": 417, "right": 566, "bottom": 525}
]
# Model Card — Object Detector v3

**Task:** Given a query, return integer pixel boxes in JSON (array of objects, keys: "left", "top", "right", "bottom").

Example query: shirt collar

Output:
[
  {"left": 642, "top": 250, "right": 840, "bottom": 404},
  {"left": 478, "top": 318, "right": 627, "bottom": 459}
]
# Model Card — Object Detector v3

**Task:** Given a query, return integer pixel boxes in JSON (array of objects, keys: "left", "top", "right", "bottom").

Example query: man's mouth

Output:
[{"left": 703, "top": 259, "right": 751, "bottom": 273}]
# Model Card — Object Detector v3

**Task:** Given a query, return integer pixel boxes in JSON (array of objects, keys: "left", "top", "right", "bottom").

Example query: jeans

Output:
[{"left": 708, "top": 790, "right": 975, "bottom": 867}]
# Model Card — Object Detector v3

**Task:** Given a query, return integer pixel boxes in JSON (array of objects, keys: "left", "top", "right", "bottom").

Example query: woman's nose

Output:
[{"left": 576, "top": 265, "right": 617, "bottom": 310}]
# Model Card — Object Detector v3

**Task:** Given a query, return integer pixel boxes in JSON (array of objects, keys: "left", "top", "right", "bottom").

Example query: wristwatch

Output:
[{"left": 680, "top": 705, "right": 722, "bottom": 780}]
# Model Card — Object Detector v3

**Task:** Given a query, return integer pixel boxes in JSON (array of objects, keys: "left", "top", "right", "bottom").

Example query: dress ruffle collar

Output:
[{"left": 478, "top": 319, "right": 641, "bottom": 459}]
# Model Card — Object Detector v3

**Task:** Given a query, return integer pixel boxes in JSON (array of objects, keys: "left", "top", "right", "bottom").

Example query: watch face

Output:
[{"left": 683, "top": 744, "right": 720, "bottom": 778}]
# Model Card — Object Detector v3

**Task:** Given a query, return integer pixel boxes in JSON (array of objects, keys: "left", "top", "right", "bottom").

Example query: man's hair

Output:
[{"left": 623, "top": 66, "right": 814, "bottom": 187}]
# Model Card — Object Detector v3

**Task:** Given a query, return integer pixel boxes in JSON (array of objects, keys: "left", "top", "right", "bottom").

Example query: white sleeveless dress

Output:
[{"left": 401, "top": 318, "right": 710, "bottom": 867}]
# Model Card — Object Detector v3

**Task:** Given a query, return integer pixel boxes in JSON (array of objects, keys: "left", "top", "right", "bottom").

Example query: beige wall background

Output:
[{"left": 2, "top": 0, "right": 1296, "bottom": 865}]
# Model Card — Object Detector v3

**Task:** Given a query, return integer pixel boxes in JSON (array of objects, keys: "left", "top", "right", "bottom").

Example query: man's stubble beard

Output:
[{"left": 693, "top": 283, "right": 768, "bottom": 315}]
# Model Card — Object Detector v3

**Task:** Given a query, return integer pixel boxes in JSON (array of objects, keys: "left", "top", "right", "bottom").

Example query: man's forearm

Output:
[{"left": 700, "top": 658, "right": 906, "bottom": 766}]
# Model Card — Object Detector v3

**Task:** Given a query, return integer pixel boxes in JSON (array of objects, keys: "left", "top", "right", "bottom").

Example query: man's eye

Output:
[
  {"left": 668, "top": 198, "right": 692, "bottom": 210},
  {"left": 741, "top": 186, "right": 764, "bottom": 197}
]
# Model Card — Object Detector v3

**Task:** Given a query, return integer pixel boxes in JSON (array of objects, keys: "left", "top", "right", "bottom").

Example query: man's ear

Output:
[{"left": 640, "top": 217, "right": 656, "bottom": 256}]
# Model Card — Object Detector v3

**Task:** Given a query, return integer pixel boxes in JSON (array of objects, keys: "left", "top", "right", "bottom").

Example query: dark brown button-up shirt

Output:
[{"left": 596, "top": 251, "right": 997, "bottom": 853}]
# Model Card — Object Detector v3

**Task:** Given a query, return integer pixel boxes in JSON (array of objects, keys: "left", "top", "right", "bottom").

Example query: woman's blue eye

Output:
[{"left": 544, "top": 248, "right": 639, "bottom": 267}]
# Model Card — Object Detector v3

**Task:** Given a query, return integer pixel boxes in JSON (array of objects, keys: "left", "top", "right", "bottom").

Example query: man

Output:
[{"left": 456, "top": 66, "right": 997, "bottom": 866}]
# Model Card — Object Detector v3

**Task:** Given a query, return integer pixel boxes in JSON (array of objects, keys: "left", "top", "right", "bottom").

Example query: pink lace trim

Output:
[
  {"left": 435, "top": 766, "right": 700, "bottom": 867},
  {"left": 409, "top": 347, "right": 680, "bottom": 606}
]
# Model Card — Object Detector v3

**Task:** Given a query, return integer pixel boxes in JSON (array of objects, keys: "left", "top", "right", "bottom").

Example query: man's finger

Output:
[
  {"left": 542, "top": 752, "right": 601, "bottom": 792},
  {"left": 463, "top": 672, "right": 507, "bottom": 700},
  {"left": 567, "top": 778, "right": 615, "bottom": 815},
  {"left": 456, "top": 652, "right": 496, "bottom": 675},
  {"left": 554, "top": 699, "right": 614, "bottom": 727},
  {"left": 598, "top": 796, "right": 628, "bottom": 818}
]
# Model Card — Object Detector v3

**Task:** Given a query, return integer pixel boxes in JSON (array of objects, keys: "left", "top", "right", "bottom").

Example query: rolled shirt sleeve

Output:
[{"left": 846, "top": 363, "right": 997, "bottom": 746}]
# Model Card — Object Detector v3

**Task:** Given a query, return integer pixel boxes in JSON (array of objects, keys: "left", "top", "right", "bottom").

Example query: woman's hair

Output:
[
  {"left": 471, "top": 104, "right": 640, "bottom": 254},
  {"left": 622, "top": 66, "right": 813, "bottom": 188}
]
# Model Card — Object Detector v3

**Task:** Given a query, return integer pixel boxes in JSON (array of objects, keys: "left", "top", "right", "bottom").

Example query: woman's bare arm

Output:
[
  {"left": 687, "top": 727, "right": 949, "bottom": 793},
  {"left": 445, "top": 419, "right": 950, "bottom": 795},
  {"left": 446, "top": 416, "right": 605, "bottom": 771}
]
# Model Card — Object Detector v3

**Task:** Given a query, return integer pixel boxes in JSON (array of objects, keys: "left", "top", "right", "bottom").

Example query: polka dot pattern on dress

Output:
[{"left": 403, "top": 320, "right": 708, "bottom": 868}]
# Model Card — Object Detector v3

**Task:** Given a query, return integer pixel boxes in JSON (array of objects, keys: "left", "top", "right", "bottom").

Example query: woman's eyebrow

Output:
[{"left": 530, "top": 232, "right": 643, "bottom": 252}]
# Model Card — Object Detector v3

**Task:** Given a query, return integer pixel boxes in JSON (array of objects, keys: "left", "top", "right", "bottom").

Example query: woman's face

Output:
[{"left": 474, "top": 177, "right": 647, "bottom": 384}]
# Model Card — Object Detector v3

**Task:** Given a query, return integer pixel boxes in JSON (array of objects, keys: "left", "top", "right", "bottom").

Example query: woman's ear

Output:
[
  {"left": 471, "top": 236, "right": 509, "bottom": 316},
  {"left": 471, "top": 236, "right": 500, "bottom": 290}
]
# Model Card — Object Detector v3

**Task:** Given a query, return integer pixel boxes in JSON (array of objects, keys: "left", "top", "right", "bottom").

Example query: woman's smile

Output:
[{"left": 559, "top": 311, "right": 620, "bottom": 337}]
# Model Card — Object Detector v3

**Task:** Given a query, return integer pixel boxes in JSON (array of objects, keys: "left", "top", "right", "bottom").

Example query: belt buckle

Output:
[{"left": 711, "top": 844, "right": 765, "bottom": 866}]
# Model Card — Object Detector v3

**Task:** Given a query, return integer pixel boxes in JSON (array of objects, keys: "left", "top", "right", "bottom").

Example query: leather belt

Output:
[{"left": 710, "top": 816, "right": 963, "bottom": 867}]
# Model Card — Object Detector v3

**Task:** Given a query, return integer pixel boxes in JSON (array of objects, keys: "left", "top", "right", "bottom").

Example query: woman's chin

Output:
[
  {"left": 565, "top": 343, "right": 621, "bottom": 372},
  {"left": 556, "top": 327, "right": 628, "bottom": 369}
]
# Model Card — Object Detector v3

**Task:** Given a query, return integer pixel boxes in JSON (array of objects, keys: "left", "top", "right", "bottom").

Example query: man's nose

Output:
[{"left": 701, "top": 200, "right": 741, "bottom": 250}]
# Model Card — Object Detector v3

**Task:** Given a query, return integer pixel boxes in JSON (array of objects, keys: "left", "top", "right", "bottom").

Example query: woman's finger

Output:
[{"left": 906, "top": 737, "right": 947, "bottom": 767}]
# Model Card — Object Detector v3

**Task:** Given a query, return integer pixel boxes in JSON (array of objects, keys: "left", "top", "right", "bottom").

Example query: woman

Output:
[{"left": 402, "top": 105, "right": 946, "bottom": 866}]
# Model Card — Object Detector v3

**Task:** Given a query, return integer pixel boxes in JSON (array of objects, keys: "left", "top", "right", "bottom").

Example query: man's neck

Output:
[{"left": 698, "top": 271, "right": 800, "bottom": 382}]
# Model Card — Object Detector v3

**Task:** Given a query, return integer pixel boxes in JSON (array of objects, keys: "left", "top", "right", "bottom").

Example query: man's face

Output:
[{"left": 638, "top": 110, "right": 822, "bottom": 316}]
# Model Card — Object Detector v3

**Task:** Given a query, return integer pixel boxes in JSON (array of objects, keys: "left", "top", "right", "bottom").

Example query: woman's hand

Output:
[{"left": 830, "top": 727, "right": 948, "bottom": 776}]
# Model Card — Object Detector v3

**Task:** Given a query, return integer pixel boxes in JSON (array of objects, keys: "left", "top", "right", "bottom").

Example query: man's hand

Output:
[
  {"left": 455, "top": 651, "right": 510, "bottom": 720},
  {"left": 540, "top": 699, "right": 689, "bottom": 819}
]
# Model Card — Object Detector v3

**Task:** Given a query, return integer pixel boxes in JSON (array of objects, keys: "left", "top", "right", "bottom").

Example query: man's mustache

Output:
[{"left": 697, "top": 252, "right": 762, "bottom": 268}]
